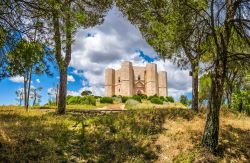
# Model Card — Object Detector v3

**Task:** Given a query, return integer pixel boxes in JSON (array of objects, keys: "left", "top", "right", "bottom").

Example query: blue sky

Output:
[{"left": 0, "top": 7, "right": 192, "bottom": 105}]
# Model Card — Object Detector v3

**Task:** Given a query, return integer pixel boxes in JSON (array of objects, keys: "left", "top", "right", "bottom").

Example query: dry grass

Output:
[
  {"left": 155, "top": 110, "right": 250, "bottom": 163},
  {"left": 0, "top": 106, "right": 249, "bottom": 162},
  {"left": 127, "top": 100, "right": 188, "bottom": 110}
]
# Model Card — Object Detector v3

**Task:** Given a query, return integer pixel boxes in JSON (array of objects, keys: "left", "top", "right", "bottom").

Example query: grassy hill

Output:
[{"left": 0, "top": 106, "right": 249, "bottom": 162}]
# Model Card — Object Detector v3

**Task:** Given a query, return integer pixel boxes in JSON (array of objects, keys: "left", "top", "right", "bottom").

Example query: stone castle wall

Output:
[{"left": 105, "top": 61, "right": 168, "bottom": 97}]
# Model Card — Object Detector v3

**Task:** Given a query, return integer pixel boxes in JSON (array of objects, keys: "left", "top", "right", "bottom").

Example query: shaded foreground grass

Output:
[
  {"left": 0, "top": 106, "right": 194, "bottom": 162},
  {"left": 0, "top": 106, "right": 249, "bottom": 162}
]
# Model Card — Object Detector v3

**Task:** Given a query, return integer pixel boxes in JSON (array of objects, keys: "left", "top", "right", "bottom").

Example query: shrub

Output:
[
  {"left": 180, "top": 95, "right": 189, "bottom": 106},
  {"left": 121, "top": 96, "right": 129, "bottom": 103},
  {"left": 139, "top": 94, "right": 147, "bottom": 99},
  {"left": 66, "top": 95, "right": 73, "bottom": 101},
  {"left": 159, "top": 96, "right": 165, "bottom": 100},
  {"left": 112, "top": 96, "right": 122, "bottom": 103},
  {"left": 132, "top": 95, "right": 142, "bottom": 103},
  {"left": 125, "top": 99, "right": 140, "bottom": 109},
  {"left": 165, "top": 96, "right": 174, "bottom": 103},
  {"left": 85, "top": 96, "right": 96, "bottom": 106},
  {"left": 67, "top": 96, "right": 81, "bottom": 105},
  {"left": 66, "top": 96, "right": 96, "bottom": 105},
  {"left": 100, "top": 97, "right": 113, "bottom": 104},
  {"left": 148, "top": 94, "right": 158, "bottom": 101},
  {"left": 150, "top": 97, "right": 163, "bottom": 105}
]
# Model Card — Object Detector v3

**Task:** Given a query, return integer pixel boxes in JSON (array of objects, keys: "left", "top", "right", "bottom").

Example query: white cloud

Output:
[
  {"left": 67, "top": 75, "right": 75, "bottom": 82},
  {"left": 67, "top": 90, "right": 80, "bottom": 96},
  {"left": 47, "top": 88, "right": 57, "bottom": 96},
  {"left": 36, "top": 79, "right": 40, "bottom": 83},
  {"left": 68, "top": 6, "right": 192, "bottom": 99},
  {"left": 9, "top": 76, "right": 24, "bottom": 83}
]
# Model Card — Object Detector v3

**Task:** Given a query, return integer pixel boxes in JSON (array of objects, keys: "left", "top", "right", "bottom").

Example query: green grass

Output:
[
  {"left": 0, "top": 106, "right": 171, "bottom": 162},
  {"left": 31, "top": 103, "right": 110, "bottom": 110}
]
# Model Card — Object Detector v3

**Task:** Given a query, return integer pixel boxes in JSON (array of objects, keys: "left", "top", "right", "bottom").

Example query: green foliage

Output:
[
  {"left": 7, "top": 39, "right": 48, "bottom": 76},
  {"left": 125, "top": 99, "right": 140, "bottom": 109},
  {"left": 100, "top": 97, "right": 113, "bottom": 104},
  {"left": 66, "top": 96, "right": 96, "bottom": 106},
  {"left": 150, "top": 97, "right": 163, "bottom": 105},
  {"left": 180, "top": 95, "right": 189, "bottom": 106},
  {"left": 165, "top": 96, "right": 174, "bottom": 103},
  {"left": 132, "top": 95, "right": 142, "bottom": 103},
  {"left": 138, "top": 94, "right": 147, "bottom": 99},
  {"left": 231, "top": 75, "right": 250, "bottom": 115},
  {"left": 198, "top": 74, "right": 211, "bottom": 105},
  {"left": 81, "top": 90, "right": 92, "bottom": 96},
  {"left": 147, "top": 95, "right": 158, "bottom": 101},
  {"left": 121, "top": 96, "right": 129, "bottom": 103}
]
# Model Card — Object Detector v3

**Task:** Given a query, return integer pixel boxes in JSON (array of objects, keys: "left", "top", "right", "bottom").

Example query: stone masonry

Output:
[{"left": 105, "top": 61, "right": 168, "bottom": 97}]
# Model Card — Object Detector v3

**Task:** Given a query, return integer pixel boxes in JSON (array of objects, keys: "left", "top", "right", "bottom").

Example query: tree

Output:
[
  {"left": 15, "top": 88, "right": 24, "bottom": 106},
  {"left": 199, "top": 0, "right": 250, "bottom": 152},
  {"left": 179, "top": 95, "right": 189, "bottom": 106},
  {"left": 116, "top": 0, "right": 209, "bottom": 112},
  {"left": 7, "top": 39, "right": 49, "bottom": 111},
  {"left": 198, "top": 74, "right": 212, "bottom": 107},
  {"left": 30, "top": 86, "right": 43, "bottom": 106},
  {"left": 19, "top": 0, "right": 112, "bottom": 114},
  {"left": 116, "top": 0, "right": 250, "bottom": 152},
  {"left": 81, "top": 90, "right": 92, "bottom": 96}
]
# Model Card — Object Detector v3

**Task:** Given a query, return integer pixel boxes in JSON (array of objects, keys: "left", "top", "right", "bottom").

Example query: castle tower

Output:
[
  {"left": 105, "top": 68, "right": 115, "bottom": 96},
  {"left": 120, "top": 61, "right": 134, "bottom": 96},
  {"left": 158, "top": 71, "right": 168, "bottom": 96},
  {"left": 146, "top": 63, "right": 158, "bottom": 96}
]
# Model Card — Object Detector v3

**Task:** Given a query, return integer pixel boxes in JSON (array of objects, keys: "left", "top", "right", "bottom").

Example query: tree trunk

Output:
[
  {"left": 23, "top": 73, "right": 27, "bottom": 110},
  {"left": 202, "top": 64, "right": 225, "bottom": 152},
  {"left": 26, "top": 69, "right": 32, "bottom": 111},
  {"left": 57, "top": 68, "right": 67, "bottom": 114},
  {"left": 33, "top": 89, "right": 36, "bottom": 106},
  {"left": 191, "top": 62, "right": 199, "bottom": 111},
  {"left": 56, "top": 4, "right": 72, "bottom": 114}
]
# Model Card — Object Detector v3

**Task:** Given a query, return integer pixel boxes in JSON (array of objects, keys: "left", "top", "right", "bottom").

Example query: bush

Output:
[
  {"left": 150, "top": 97, "right": 163, "bottom": 105},
  {"left": 125, "top": 99, "right": 140, "bottom": 109},
  {"left": 112, "top": 96, "right": 122, "bottom": 103},
  {"left": 67, "top": 96, "right": 81, "bottom": 105},
  {"left": 159, "top": 96, "right": 165, "bottom": 101},
  {"left": 85, "top": 96, "right": 96, "bottom": 106},
  {"left": 148, "top": 94, "right": 158, "bottom": 101},
  {"left": 121, "top": 96, "right": 129, "bottom": 103},
  {"left": 132, "top": 95, "right": 142, "bottom": 103},
  {"left": 232, "top": 91, "right": 250, "bottom": 115},
  {"left": 180, "top": 95, "right": 189, "bottom": 106},
  {"left": 100, "top": 97, "right": 113, "bottom": 104},
  {"left": 139, "top": 94, "right": 147, "bottom": 99},
  {"left": 165, "top": 96, "right": 174, "bottom": 103},
  {"left": 66, "top": 96, "right": 96, "bottom": 105}
]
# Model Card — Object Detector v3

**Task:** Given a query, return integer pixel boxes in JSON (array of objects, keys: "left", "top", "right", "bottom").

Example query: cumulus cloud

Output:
[
  {"left": 9, "top": 76, "right": 24, "bottom": 83},
  {"left": 69, "top": 6, "right": 192, "bottom": 99},
  {"left": 67, "top": 75, "right": 75, "bottom": 82}
]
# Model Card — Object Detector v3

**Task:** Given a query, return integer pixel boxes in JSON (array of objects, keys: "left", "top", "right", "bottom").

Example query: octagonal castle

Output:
[{"left": 105, "top": 61, "right": 168, "bottom": 97}]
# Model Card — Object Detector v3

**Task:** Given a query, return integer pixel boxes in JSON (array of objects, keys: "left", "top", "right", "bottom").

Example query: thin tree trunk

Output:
[
  {"left": 57, "top": 4, "right": 72, "bottom": 114},
  {"left": 23, "top": 73, "right": 27, "bottom": 109},
  {"left": 26, "top": 68, "right": 32, "bottom": 111},
  {"left": 202, "top": 58, "right": 226, "bottom": 152},
  {"left": 33, "top": 89, "right": 36, "bottom": 106},
  {"left": 191, "top": 62, "right": 199, "bottom": 111}
]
